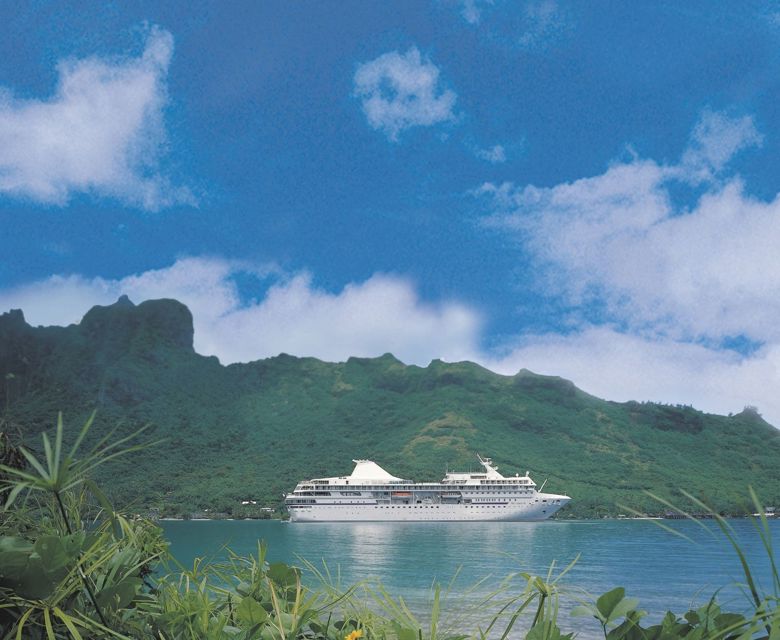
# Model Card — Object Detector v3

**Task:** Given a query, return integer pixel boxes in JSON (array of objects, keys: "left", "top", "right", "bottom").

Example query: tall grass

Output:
[{"left": 0, "top": 414, "right": 778, "bottom": 639}]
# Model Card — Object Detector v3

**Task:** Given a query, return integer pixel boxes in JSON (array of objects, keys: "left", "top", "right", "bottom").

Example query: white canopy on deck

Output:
[{"left": 349, "top": 460, "right": 404, "bottom": 483}]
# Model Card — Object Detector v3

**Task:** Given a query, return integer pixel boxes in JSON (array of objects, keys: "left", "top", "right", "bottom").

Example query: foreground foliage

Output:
[{"left": 0, "top": 415, "right": 778, "bottom": 639}]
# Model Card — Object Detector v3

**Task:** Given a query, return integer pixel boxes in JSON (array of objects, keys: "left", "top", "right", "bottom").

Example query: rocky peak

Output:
[
  {"left": 79, "top": 296, "right": 194, "bottom": 352},
  {"left": 0, "top": 309, "right": 28, "bottom": 333}
]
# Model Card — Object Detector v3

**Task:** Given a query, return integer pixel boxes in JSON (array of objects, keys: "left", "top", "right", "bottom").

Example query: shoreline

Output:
[{"left": 155, "top": 514, "right": 767, "bottom": 522}]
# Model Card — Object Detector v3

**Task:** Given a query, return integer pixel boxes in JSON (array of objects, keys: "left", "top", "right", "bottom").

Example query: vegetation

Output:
[
  {"left": 1, "top": 297, "right": 779, "bottom": 518},
  {"left": 1, "top": 416, "right": 778, "bottom": 639}
]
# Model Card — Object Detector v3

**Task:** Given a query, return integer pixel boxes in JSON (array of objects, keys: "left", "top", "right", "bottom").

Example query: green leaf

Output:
[
  {"left": 12, "top": 557, "right": 60, "bottom": 600},
  {"left": 0, "top": 534, "right": 82, "bottom": 599},
  {"left": 607, "top": 597, "right": 640, "bottom": 624},
  {"left": 685, "top": 628, "right": 706, "bottom": 640},
  {"left": 391, "top": 622, "right": 420, "bottom": 640},
  {"left": 276, "top": 611, "right": 296, "bottom": 631},
  {"left": 34, "top": 536, "right": 72, "bottom": 572},
  {"left": 3, "top": 482, "right": 27, "bottom": 510},
  {"left": 645, "top": 615, "right": 691, "bottom": 640},
  {"left": 694, "top": 601, "right": 720, "bottom": 630},
  {"left": 604, "top": 611, "right": 648, "bottom": 640},
  {"left": 96, "top": 577, "right": 142, "bottom": 611},
  {"left": 768, "top": 612, "right": 780, "bottom": 640},
  {"left": 43, "top": 607, "right": 55, "bottom": 640},
  {"left": 85, "top": 479, "right": 120, "bottom": 538},
  {"left": 714, "top": 612, "right": 746, "bottom": 631},
  {"left": 0, "top": 536, "right": 34, "bottom": 574},
  {"left": 53, "top": 416, "right": 63, "bottom": 483},
  {"left": 60, "top": 532, "right": 86, "bottom": 559},
  {"left": 596, "top": 587, "right": 626, "bottom": 620},
  {"left": 527, "top": 621, "right": 566, "bottom": 640},
  {"left": 68, "top": 410, "right": 96, "bottom": 460},
  {"left": 260, "top": 624, "right": 279, "bottom": 640},
  {"left": 53, "top": 607, "right": 83, "bottom": 640},
  {"left": 236, "top": 596, "right": 269, "bottom": 626},
  {"left": 236, "top": 580, "right": 253, "bottom": 597},
  {"left": 19, "top": 446, "right": 50, "bottom": 481},
  {"left": 268, "top": 562, "right": 299, "bottom": 587},
  {"left": 661, "top": 611, "right": 677, "bottom": 627},
  {"left": 15, "top": 607, "right": 34, "bottom": 640}
]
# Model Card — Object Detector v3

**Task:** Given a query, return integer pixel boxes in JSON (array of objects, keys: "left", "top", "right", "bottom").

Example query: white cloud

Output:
[
  {"left": 474, "top": 110, "right": 780, "bottom": 424},
  {"left": 518, "top": 0, "right": 571, "bottom": 49},
  {"left": 353, "top": 47, "right": 457, "bottom": 140},
  {"left": 678, "top": 109, "right": 763, "bottom": 183},
  {"left": 0, "top": 25, "right": 193, "bottom": 210},
  {"left": 459, "top": 0, "right": 493, "bottom": 25},
  {"left": 479, "top": 111, "right": 772, "bottom": 342},
  {"left": 485, "top": 327, "right": 780, "bottom": 425},
  {"left": 475, "top": 144, "right": 506, "bottom": 163},
  {"left": 215, "top": 273, "right": 480, "bottom": 365},
  {"left": 0, "top": 258, "right": 481, "bottom": 367}
]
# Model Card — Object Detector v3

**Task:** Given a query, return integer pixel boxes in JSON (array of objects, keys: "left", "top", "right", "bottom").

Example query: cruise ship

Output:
[{"left": 285, "top": 454, "right": 570, "bottom": 522}]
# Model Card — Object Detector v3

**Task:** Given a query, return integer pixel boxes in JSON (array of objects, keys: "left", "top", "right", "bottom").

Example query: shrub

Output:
[{"left": 0, "top": 414, "right": 777, "bottom": 639}]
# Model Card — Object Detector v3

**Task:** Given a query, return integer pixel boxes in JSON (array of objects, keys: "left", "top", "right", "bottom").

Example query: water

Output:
[{"left": 162, "top": 518, "right": 779, "bottom": 636}]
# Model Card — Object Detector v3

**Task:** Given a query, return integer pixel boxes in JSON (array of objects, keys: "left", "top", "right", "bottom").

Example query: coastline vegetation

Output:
[
  {"left": 2, "top": 298, "right": 780, "bottom": 520},
  {"left": 1, "top": 415, "right": 778, "bottom": 639}
]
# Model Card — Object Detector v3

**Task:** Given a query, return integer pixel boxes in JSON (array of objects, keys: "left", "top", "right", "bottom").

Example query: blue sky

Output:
[{"left": 3, "top": 1, "right": 780, "bottom": 424}]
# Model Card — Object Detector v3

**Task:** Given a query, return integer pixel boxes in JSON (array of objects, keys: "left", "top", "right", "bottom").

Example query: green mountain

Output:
[{"left": 1, "top": 297, "right": 779, "bottom": 518}]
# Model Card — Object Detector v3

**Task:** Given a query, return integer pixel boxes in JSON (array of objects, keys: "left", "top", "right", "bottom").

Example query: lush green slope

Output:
[{"left": 1, "top": 297, "right": 779, "bottom": 518}]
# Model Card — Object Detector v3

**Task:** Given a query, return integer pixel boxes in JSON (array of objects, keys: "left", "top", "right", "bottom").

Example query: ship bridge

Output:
[{"left": 441, "top": 454, "right": 536, "bottom": 486}]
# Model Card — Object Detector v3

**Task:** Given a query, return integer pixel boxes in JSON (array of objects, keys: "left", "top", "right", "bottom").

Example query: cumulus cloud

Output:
[
  {"left": 353, "top": 47, "right": 457, "bottom": 140},
  {"left": 474, "top": 109, "right": 780, "bottom": 424},
  {"left": 475, "top": 144, "right": 507, "bottom": 163},
  {"left": 485, "top": 327, "right": 780, "bottom": 426},
  {"left": 479, "top": 111, "right": 771, "bottom": 341},
  {"left": 0, "top": 25, "right": 193, "bottom": 210},
  {"left": 0, "top": 258, "right": 481, "bottom": 366}
]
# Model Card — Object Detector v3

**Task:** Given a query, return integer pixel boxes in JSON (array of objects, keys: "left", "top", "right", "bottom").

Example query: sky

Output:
[{"left": 3, "top": 1, "right": 780, "bottom": 425}]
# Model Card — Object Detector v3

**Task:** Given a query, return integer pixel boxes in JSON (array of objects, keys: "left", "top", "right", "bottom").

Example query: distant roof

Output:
[{"left": 350, "top": 459, "right": 403, "bottom": 482}]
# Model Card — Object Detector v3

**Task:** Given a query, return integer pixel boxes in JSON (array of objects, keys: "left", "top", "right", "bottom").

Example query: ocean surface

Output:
[{"left": 162, "top": 518, "right": 779, "bottom": 636}]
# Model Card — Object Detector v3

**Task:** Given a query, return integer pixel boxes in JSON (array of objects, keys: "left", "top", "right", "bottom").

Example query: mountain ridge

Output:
[{"left": 1, "top": 297, "right": 778, "bottom": 518}]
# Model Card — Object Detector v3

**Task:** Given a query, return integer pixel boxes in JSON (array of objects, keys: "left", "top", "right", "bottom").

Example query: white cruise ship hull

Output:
[
  {"left": 288, "top": 498, "right": 566, "bottom": 522},
  {"left": 285, "top": 455, "right": 570, "bottom": 523}
]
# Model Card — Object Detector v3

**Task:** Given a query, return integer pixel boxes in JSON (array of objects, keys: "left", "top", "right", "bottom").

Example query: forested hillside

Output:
[{"left": 1, "top": 297, "right": 778, "bottom": 518}]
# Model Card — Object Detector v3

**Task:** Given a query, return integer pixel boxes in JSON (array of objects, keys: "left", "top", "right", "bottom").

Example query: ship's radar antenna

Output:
[{"left": 476, "top": 453, "right": 498, "bottom": 473}]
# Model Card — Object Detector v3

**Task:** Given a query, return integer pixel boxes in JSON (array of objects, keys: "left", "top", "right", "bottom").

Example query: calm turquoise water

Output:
[{"left": 162, "top": 519, "right": 779, "bottom": 635}]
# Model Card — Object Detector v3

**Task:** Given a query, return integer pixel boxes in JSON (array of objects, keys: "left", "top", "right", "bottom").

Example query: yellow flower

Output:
[{"left": 345, "top": 629, "right": 363, "bottom": 640}]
